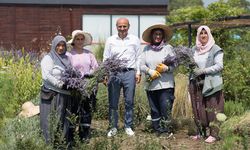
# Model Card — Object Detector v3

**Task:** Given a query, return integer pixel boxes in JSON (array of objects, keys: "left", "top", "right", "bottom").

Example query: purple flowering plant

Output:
[
  {"left": 62, "top": 54, "right": 128, "bottom": 98},
  {"left": 173, "top": 45, "right": 196, "bottom": 69},
  {"left": 147, "top": 46, "right": 196, "bottom": 82}
]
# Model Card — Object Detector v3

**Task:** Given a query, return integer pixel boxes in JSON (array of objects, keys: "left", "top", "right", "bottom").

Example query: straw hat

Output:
[
  {"left": 18, "top": 101, "right": 40, "bottom": 118},
  {"left": 142, "top": 24, "right": 173, "bottom": 43},
  {"left": 67, "top": 30, "right": 92, "bottom": 46}
]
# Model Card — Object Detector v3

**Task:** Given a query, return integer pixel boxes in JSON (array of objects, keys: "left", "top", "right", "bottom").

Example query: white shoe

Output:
[
  {"left": 107, "top": 128, "right": 117, "bottom": 137},
  {"left": 125, "top": 128, "right": 134, "bottom": 136}
]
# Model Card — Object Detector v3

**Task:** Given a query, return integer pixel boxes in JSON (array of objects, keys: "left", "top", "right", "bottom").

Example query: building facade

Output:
[{"left": 0, "top": 0, "right": 168, "bottom": 51}]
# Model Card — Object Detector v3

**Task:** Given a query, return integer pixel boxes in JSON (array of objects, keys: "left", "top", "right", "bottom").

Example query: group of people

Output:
[{"left": 40, "top": 17, "right": 225, "bottom": 146}]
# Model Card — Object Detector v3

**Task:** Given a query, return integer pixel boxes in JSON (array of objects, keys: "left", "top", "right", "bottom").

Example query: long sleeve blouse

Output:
[{"left": 140, "top": 44, "right": 175, "bottom": 91}]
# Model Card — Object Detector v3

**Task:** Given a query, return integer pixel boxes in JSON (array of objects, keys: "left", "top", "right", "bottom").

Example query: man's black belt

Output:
[{"left": 121, "top": 68, "right": 135, "bottom": 72}]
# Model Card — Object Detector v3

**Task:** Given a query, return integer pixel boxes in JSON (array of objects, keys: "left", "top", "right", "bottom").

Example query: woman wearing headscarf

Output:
[
  {"left": 67, "top": 30, "right": 98, "bottom": 140},
  {"left": 189, "top": 25, "right": 224, "bottom": 143},
  {"left": 40, "top": 35, "right": 73, "bottom": 145},
  {"left": 140, "top": 24, "right": 175, "bottom": 134}
]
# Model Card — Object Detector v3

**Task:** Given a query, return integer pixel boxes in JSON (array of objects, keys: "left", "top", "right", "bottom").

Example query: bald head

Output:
[
  {"left": 116, "top": 18, "right": 129, "bottom": 26},
  {"left": 116, "top": 18, "right": 130, "bottom": 39}
]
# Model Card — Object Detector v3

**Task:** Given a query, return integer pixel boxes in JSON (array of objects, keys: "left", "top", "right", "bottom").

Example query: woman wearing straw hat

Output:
[
  {"left": 67, "top": 30, "right": 98, "bottom": 140},
  {"left": 40, "top": 35, "right": 74, "bottom": 145},
  {"left": 140, "top": 24, "right": 175, "bottom": 134}
]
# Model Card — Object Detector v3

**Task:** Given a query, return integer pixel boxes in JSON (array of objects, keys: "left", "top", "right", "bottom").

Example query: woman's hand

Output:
[
  {"left": 156, "top": 63, "right": 169, "bottom": 73},
  {"left": 147, "top": 69, "right": 161, "bottom": 81}
]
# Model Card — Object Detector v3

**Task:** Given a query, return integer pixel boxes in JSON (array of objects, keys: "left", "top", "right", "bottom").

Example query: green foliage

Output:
[
  {"left": 207, "top": 1, "right": 245, "bottom": 19},
  {"left": 93, "top": 84, "right": 109, "bottom": 120},
  {"left": 135, "top": 137, "right": 162, "bottom": 150},
  {"left": 220, "top": 112, "right": 250, "bottom": 150},
  {"left": 0, "top": 70, "right": 15, "bottom": 118},
  {"left": 0, "top": 72, "right": 15, "bottom": 129},
  {"left": 223, "top": 48, "right": 250, "bottom": 106},
  {"left": 8, "top": 56, "right": 41, "bottom": 105},
  {"left": 93, "top": 42, "right": 105, "bottom": 61},
  {"left": 167, "top": 6, "right": 209, "bottom": 24},
  {"left": 227, "top": 0, "right": 250, "bottom": 12},
  {"left": 224, "top": 101, "right": 245, "bottom": 118},
  {"left": 167, "top": 0, "right": 247, "bottom": 25},
  {"left": 0, "top": 116, "right": 51, "bottom": 150},
  {"left": 169, "top": 0, "right": 203, "bottom": 11}
]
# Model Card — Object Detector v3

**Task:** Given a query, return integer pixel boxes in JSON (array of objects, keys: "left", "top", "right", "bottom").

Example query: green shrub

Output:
[
  {"left": 0, "top": 71, "right": 15, "bottom": 130},
  {"left": 220, "top": 112, "right": 250, "bottom": 150},
  {"left": 8, "top": 55, "right": 42, "bottom": 106},
  {"left": 224, "top": 101, "right": 245, "bottom": 117},
  {"left": 0, "top": 116, "right": 50, "bottom": 150},
  {"left": 93, "top": 42, "right": 105, "bottom": 61},
  {"left": 223, "top": 48, "right": 250, "bottom": 108}
]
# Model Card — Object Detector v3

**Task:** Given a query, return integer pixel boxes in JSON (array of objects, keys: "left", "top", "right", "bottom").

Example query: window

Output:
[{"left": 82, "top": 15, "right": 165, "bottom": 44}]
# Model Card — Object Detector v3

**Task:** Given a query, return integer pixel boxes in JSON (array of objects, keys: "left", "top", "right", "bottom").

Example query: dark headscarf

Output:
[{"left": 48, "top": 35, "right": 71, "bottom": 69}]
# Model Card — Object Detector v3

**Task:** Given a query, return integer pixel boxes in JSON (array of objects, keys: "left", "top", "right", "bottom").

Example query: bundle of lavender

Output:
[
  {"left": 173, "top": 45, "right": 196, "bottom": 70},
  {"left": 162, "top": 54, "right": 178, "bottom": 67},
  {"left": 62, "top": 54, "right": 128, "bottom": 98}
]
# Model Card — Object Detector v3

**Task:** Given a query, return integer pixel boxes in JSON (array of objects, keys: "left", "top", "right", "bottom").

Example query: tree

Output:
[
  {"left": 169, "top": 0, "right": 203, "bottom": 11},
  {"left": 166, "top": 0, "right": 250, "bottom": 105}
]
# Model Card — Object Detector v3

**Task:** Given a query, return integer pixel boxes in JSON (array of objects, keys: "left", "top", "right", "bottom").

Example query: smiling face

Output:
[
  {"left": 116, "top": 18, "right": 130, "bottom": 39},
  {"left": 199, "top": 29, "right": 209, "bottom": 45},
  {"left": 151, "top": 29, "right": 164, "bottom": 45},
  {"left": 56, "top": 41, "right": 66, "bottom": 55},
  {"left": 73, "top": 34, "right": 85, "bottom": 49}
]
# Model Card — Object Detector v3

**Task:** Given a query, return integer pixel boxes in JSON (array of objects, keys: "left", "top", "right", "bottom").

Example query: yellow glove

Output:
[
  {"left": 147, "top": 69, "right": 161, "bottom": 81},
  {"left": 155, "top": 63, "right": 169, "bottom": 73}
]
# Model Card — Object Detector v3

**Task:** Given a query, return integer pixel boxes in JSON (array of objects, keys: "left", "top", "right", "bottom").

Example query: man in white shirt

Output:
[{"left": 103, "top": 17, "right": 142, "bottom": 137}]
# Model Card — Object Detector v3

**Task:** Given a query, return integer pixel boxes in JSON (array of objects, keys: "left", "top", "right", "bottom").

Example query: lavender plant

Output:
[
  {"left": 162, "top": 54, "right": 178, "bottom": 67},
  {"left": 173, "top": 45, "right": 196, "bottom": 69},
  {"left": 62, "top": 54, "right": 128, "bottom": 99}
]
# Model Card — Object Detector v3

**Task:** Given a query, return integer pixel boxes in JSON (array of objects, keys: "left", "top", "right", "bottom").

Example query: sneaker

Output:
[
  {"left": 107, "top": 128, "right": 117, "bottom": 137},
  {"left": 125, "top": 128, "right": 135, "bottom": 136},
  {"left": 205, "top": 136, "right": 216, "bottom": 143}
]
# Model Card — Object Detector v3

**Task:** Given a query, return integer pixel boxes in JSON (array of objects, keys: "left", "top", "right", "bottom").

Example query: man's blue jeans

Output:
[{"left": 108, "top": 70, "right": 136, "bottom": 129}]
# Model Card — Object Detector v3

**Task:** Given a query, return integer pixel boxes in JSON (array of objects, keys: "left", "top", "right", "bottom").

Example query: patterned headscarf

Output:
[{"left": 196, "top": 25, "right": 215, "bottom": 55}]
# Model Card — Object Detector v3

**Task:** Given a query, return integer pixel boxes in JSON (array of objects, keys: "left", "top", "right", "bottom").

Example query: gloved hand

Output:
[
  {"left": 155, "top": 63, "right": 169, "bottom": 73},
  {"left": 147, "top": 69, "right": 161, "bottom": 81},
  {"left": 193, "top": 68, "right": 206, "bottom": 77}
]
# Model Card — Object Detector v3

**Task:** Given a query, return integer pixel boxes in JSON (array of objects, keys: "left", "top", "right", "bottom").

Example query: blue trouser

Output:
[
  {"left": 108, "top": 70, "right": 136, "bottom": 128},
  {"left": 146, "top": 88, "right": 175, "bottom": 130}
]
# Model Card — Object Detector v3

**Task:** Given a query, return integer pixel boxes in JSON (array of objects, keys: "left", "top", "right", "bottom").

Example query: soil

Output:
[{"left": 90, "top": 120, "right": 222, "bottom": 150}]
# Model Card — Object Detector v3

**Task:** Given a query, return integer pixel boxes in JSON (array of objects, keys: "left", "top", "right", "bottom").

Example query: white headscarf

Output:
[{"left": 196, "top": 25, "right": 215, "bottom": 55}]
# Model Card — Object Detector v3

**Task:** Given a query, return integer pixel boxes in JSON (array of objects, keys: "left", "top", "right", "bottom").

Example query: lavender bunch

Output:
[
  {"left": 173, "top": 46, "right": 196, "bottom": 69},
  {"left": 162, "top": 54, "right": 178, "bottom": 67},
  {"left": 61, "top": 66, "right": 90, "bottom": 98},
  {"left": 62, "top": 54, "right": 128, "bottom": 98},
  {"left": 93, "top": 53, "right": 128, "bottom": 82},
  {"left": 62, "top": 66, "right": 82, "bottom": 88}
]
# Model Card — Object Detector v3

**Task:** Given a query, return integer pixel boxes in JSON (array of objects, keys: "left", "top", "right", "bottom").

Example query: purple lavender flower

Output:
[
  {"left": 173, "top": 46, "right": 196, "bottom": 69},
  {"left": 62, "top": 54, "right": 128, "bottom": 98},
  {"left": 162, "top": 54, "right": 178, "bottom": 67}
]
